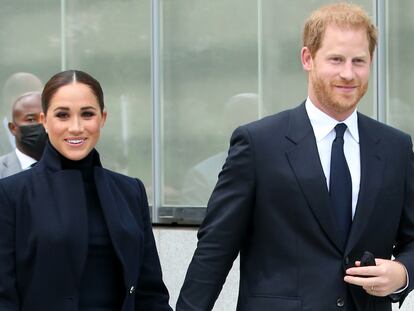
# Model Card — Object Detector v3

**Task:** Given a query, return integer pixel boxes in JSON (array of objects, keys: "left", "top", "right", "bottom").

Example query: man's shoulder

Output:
[
  {"left": 0, "top": 151, "right": 20, "bottom": 178},
  {"left": 242, "top": 102, "right": 305, "bottom": 133},
  {"left": 0, "top": 150, "right": 16, "bottom": 163},
  {"left": 358, "top": 112, "right": 411, "bottom": 141}
]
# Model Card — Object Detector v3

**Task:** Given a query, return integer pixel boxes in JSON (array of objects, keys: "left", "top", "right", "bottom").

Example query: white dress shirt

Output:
[
  {"left": 15, "top": 148, "right": 37, "bottom": 170},
  {"left": 305, "top": 98, "right": 360, "bottom": 218}
]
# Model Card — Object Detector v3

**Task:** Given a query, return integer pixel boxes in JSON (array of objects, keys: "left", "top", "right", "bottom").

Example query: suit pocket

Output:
[
  {"left": 62, "top": 297, "right": 75, "bottom": 311},
  {"left": 243, "top": 295, "right": 302, "bottom": 311}
]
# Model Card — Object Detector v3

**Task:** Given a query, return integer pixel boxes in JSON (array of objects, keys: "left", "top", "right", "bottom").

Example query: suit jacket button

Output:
[
  {"left": 336, "top": 298, "right": 345, "bottom": 307},
  {"left": 129, "top": 286, "right": 135, "bottom": 294}
]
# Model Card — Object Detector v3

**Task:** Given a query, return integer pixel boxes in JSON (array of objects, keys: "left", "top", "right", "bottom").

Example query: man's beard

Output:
[{"left": 311, "top": 70, "right": 368, "bottom": 116}]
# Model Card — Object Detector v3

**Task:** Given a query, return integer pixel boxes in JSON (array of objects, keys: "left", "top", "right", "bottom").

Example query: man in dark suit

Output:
[
  {"left": 177, "top": 3, "right": 414, "bottom": 310},
  {"left": 0, "top": 91, "right": 47, "bottom": 178}
]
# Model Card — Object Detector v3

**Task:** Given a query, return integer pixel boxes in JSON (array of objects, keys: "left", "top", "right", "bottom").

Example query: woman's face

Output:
[{"left": 40, "top": 82, "right": 107, "bottom": 161}]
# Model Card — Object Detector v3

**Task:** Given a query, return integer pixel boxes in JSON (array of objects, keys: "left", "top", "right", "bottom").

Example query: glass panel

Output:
[
  {"left": 64, "top": 0, "right": 153, "bottom": 195},
  {"left": 161, "top": 0, "right": 259, "bottom": 222},
  {"left": 0, "top": 1, "right": 60, "bottom": 155},
  {"left": 386, "top": 1, "right": 414, "bottom": 136}
]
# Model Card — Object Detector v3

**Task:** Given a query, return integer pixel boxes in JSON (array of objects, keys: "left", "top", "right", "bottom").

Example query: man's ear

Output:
[
  {"left": 301, "top": 46, "right": 313, "bottom": 72},
  {"left": 8, "top": 121, "right": 17, "bottom": 137}
]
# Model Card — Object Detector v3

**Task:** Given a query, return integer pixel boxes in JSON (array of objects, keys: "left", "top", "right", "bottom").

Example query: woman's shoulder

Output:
[
  {"left": 100, "top": 168, "right": 145, "bottom": 190},
  {"left": 0, "top": 169, "right": 34, "bottom": 200},
  {"left": 0, "top": 169, "right": 33, "bottom": 187},
  {"left": 98, "top": 168, "right": 149, "bottom": 206}
]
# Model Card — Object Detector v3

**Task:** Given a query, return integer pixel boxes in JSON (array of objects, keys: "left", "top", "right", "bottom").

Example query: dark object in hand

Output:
[{"left": 360, "top": 251, "right": 376, "bottom": 267}]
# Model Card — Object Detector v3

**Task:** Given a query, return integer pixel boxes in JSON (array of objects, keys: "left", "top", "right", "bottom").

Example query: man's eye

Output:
[
  {"left": 330, "top": 57, "right": 342, "bottom": 63},
  {"left": 353, "top": 58, "right": 366, "bottom": 64}
]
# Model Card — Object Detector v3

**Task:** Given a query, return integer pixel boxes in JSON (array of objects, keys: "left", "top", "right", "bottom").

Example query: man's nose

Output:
[{"left": 339, "top": 61, "right": 355, "bottom": 81}]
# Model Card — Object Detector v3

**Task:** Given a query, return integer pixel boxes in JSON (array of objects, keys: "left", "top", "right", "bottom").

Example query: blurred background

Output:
[
  {"left": 2, "top": 1, "right": 414, "bottom": 309},
  {"left": 0, "top": 0, "right": 412, "bottom": 225}
]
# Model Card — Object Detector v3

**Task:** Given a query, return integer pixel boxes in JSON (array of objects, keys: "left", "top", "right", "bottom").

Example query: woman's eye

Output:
[
  {"left": 55, "top": 112, "right": 69, "bottom": 119},
  {"left": 82, "top": 111, "right": 95, "bottom": 118}
]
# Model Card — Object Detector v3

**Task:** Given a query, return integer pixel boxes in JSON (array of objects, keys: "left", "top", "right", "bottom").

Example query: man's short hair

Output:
[{"left": 302, "top": 2, "right": 377, "bottom": 58}]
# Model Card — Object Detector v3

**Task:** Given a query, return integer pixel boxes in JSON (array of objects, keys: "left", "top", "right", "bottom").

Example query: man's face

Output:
[
  {"left": 8, "top": 94, "right": 43, "bottom": 156},
  {"left": 10, "top": 95, "right": 42, "bottom": 136},
  {"left": 302, "top": 25, "right": 372, "bottom": 121}
]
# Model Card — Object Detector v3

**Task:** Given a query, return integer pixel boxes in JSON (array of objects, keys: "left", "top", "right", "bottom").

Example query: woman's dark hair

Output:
[{"left": 41, "top": 70, "right": 104, "bottom": 114}]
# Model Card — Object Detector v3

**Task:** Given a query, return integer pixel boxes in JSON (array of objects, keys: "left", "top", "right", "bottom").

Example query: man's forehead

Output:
[
  {"left": 14, "top": 95, "right": 42, "bottom": 111},
  {"left": 13, "top": 96, "right": 42, "bottom": 119},
  {"left": 319, "top": 25, "right": 370, "bottom": 50}
]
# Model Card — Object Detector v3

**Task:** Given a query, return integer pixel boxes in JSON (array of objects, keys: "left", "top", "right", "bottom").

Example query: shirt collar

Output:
[
  {"left": 15, "top": 148, "right": 37, "bottom": 170},
  {"left": 305, "top": 97, "right": 359, "bottom": 143}
]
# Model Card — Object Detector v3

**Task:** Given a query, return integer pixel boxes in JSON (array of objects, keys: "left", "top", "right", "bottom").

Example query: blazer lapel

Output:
[
  {"left": 285, "top": 104, "right": 343, "bottom": 252},
  {"left": 345, "top": 114, "right": 384, "bottom": 253},
  {"left": 94, "top": 168, "right": 141, "bottom": 288},
  {"left": 33, "top": 145, "right": 88, "bottom": 286}
]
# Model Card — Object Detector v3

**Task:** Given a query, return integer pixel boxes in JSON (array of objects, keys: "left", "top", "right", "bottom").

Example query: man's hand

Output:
[{"left": 344, "top": 259, "right": 407, "bottom": 296}]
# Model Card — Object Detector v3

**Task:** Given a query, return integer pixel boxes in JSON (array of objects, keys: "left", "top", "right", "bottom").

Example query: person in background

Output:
[
  {"left": 0, "top": 91, "right": 47, "bottom": 178},
  {"left": 0, "top": 70, "right": 172, "bottom": 311},
  {"left": 0, "top": 72, "right": 43, "bottom": 155},
  {"left": 181, "top": 93, "right": 258, "bottom": 206},
  {"left": 177, "top": 3, "right": 414, "bottom": 310}
]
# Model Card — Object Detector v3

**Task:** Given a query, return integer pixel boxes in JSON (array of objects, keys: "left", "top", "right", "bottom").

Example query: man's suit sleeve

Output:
[
  {"left": 134, "top": 179, "right": 172, "bottom": 311},
  {"left": 392, "top": 137, "right": 414, "bottom": 305},
  {"left": 177, "top": 126, "right": 255, "bottom": 310},
  {"left": 0, "top": 183, "right": 19, "bottom": 310}
]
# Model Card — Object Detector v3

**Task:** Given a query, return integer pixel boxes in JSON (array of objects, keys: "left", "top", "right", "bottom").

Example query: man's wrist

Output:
[{"left": 392, "top": 260, "right": 409, "bottom": 294}]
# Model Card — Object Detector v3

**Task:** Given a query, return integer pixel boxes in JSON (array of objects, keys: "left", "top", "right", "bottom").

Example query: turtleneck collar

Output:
[{"left": 34, "top": 141, "right": 102, "bottom": 177}]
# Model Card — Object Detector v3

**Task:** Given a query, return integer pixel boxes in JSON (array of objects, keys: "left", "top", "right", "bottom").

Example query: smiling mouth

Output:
[
  {"left": 336, "top": 85, "right": 357, "bottom": 88},
  {"left": 334, "top": 85, "right": 358, "bottom": 93},
  {"left": 65, "top": 138, "right": 87, "bottom": 145}
]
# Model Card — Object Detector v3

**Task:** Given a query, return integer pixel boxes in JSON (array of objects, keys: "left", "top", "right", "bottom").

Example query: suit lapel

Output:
[
  {"left": 4, "top": 151, "right": 22, "bottom": 176},
  {"left": 45, "top": 170, "right": 89, "bottom": 285},
  {"left": 345, "top": 114, "right": 384, "bottom": 253},
  {"left": 285, "top": 104, "right": 343, "bottom": 252},
  {"left": 94, "top": 168, "right": 141, "bottom": 288}
]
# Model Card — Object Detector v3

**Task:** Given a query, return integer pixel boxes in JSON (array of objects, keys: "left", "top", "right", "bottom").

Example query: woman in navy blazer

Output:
[{"left": 0, "top": 70, "right": 172, "bottom": 311}]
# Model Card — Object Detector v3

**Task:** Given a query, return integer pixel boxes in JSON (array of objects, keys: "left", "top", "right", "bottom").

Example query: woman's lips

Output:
[{"left": 64, "top": 138, "right": 87, "bottom": 145}]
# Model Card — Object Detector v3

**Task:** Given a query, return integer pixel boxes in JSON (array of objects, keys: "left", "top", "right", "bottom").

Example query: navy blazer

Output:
[
  {"left": 0, "top": 143, "right": 172, "bottom": 311},
  {"left": 177, "top": 103, "right": 414, "bottom": 311}
]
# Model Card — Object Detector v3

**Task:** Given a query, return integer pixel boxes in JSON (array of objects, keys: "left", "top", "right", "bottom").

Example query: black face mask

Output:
[{"left": 18, "top": 124, "right": 48, "bottom": 160}]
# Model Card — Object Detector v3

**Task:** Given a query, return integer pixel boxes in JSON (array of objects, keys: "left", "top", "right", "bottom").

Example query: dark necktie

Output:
[{"left": 329, "top": 123, "right": 352, "bottom": 248}]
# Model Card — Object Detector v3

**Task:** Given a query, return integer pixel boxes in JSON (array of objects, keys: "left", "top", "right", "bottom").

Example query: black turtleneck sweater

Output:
[{"left": 60, "top": 151, "right": 124, "bottom": 310}]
